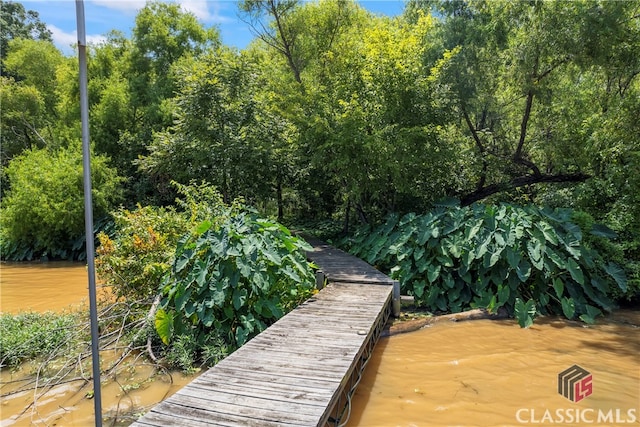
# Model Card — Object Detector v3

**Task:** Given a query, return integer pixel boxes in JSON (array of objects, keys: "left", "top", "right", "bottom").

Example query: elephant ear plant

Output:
[
  {"left": 342, "top": 202, "right": 627, "bottom": 327},
  {"left": 156, "top": 209, "right": 316, "bottom": 362}
]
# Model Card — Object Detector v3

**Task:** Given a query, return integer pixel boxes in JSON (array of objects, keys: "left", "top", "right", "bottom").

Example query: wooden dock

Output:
[{"left": 131, "top": 240, "right": 397, "bottom": 427}]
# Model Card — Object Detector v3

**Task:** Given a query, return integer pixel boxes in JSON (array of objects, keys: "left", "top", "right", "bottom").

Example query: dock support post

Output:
[
  {"left": 316, "top": 270, "right": 326, "bottom": 290},
  {"left": 392, "top": 281, "right": 401, "bottom": 317}
]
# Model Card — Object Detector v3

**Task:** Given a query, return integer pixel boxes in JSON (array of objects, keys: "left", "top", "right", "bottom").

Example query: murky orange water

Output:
[
  {"left": 0, "top": 263, "right": 197, "bottom": 426},
  {"left": 1, "top": 357, "right": 195, "bottom": 427},
  {"left": 0, "top": 262, "right": 90, "bottom": 313},
  {"left": 2, "top": 263, "right": 638, "bottom": 426},
  {"left": 348, "top": 313, "right": 640, "bottom": 427}
]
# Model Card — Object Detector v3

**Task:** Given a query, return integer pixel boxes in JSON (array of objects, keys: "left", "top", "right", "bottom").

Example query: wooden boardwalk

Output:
[{"left": 132, "top": 241, "right": 396, "bottom": 427}]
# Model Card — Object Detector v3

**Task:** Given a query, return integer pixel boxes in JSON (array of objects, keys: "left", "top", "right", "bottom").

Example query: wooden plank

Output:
[
  {"left": 146, "top": 399, "right": 315, "bottom": 427},
  {"left": 189, "top": 376, "right": 334, "bottom": 403}
]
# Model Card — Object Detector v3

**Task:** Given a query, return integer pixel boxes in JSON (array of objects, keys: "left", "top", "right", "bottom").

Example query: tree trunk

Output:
[{"left": 276, "top": 177, "right": 284, "bottom": 222}]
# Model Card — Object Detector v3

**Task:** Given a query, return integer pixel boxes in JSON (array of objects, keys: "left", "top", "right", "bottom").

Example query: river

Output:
[
  {"left": 0, "top": 262, "right": 91, "bottom": 313},
  {"left": 0, "top": 262, "right": 196, "bottom": 427},
  {"left": 347, "top": 311, "right": 640, "bottom": 426},
  {"left": 1, "top": 263, "right": 638, "bottom": 426}
]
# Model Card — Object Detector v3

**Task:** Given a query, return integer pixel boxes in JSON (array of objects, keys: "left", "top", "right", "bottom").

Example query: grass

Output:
[{"left": 0, "top": 311, "right": 81, "bottom": 368}]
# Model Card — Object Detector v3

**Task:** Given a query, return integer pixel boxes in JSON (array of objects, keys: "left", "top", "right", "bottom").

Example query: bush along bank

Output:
[{"left": 341, "top": 202, "right": 630, "bottom": 328}]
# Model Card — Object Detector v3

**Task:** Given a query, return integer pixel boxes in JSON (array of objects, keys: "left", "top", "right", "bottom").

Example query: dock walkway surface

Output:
[{"left": 131, "top": 239, "right": 396, "bottom": 427}]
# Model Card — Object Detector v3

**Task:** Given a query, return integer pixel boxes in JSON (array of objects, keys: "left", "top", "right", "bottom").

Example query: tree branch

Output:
[
  {"left": 460, "top": 172, "right": 591, "bottom": 206},
  {"left": 461, "top": 104, "right": 488, "bottom": 190}
]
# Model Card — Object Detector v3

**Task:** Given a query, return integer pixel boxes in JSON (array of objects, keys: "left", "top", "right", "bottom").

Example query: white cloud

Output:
[
  {"left": 90, "top": 0, "right": 146, "bottom": 14},
  {"left": 206, "top": 1, "right": 235, "bottom": 24},
  {"left": 48, "top": 24, "right": 107, "bottom": 54},
  {"left": 90, "top": 0, "right": 234, "bottom": 24},
  {"left": 178, "top": 1, "right": 236, "bottom": 24},
  {"left": 179, "top": 0, "right": 211, "bottom": 21}
]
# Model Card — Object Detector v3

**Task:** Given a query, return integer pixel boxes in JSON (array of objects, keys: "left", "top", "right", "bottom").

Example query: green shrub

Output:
[
  {"left": 156, "top": 210, "right": 316, "bottom": 358},
  {"left": 96, "top": 181, "right": 229, "bottom": 301},
  {"left": 0, "top": 144, "right": 123, "bottom": 260},
  {"left": 342, "top": 202, "right": 627, "bottom": 327},
  {"left": 96, "top": 205, "right": 187, "bottom": 301},
  {"left": 0, "top": 311, "right": 80, "bottom": 367}
]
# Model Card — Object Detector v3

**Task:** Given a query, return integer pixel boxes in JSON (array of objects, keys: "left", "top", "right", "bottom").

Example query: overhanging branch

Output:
[{"left": 460, "top": 172, "right": 591, "bottom": 206}]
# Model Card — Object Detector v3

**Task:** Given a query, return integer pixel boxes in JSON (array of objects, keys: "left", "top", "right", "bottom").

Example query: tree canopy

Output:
[{"left": 1, "top": 0, "right": 638, "bottom": 296}]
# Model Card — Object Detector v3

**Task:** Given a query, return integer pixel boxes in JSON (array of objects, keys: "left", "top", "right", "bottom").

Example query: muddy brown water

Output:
[
  {"left": 0, "top": 262, "right": 91, "bottom": 314},
  {"left": 1, "top": 263, "right": 638, "bottom": 426},
  {"left": 347, "top": 312, "right": 640, "bottom": 427},
  {"left": 0, "top": 262, "right": 197, "bottom": 426}
]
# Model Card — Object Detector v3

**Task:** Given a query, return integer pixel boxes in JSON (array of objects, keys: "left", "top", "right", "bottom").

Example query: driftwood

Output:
[{"left": 382, "top": 307, "right": 510, "bottom": 337}]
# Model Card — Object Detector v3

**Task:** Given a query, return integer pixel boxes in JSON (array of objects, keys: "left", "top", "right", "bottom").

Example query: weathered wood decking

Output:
[{"left": 131, "top": 240, "right": 396, "bottom": 427}]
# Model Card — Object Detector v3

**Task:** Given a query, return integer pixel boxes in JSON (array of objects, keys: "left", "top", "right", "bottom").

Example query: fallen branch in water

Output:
[
  {"left": 382, "top": 307, "right": 510, "bottom": 337},
  {"left": 2, "top": 296, "right": 166, "bottom": 424}
]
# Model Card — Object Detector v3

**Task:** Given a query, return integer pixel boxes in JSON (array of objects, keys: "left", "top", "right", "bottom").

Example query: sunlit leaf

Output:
[{"left": 154, "top": 308, "right": 174, "bottom": 345}]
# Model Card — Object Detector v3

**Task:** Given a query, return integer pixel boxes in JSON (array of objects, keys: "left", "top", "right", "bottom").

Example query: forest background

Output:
[{"left": 1, "top": 0, "right": 639, "bottom": 367}]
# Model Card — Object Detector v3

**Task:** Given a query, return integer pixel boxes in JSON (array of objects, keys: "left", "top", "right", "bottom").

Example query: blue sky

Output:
[{"left": 21, "top": 1, "right": 406, "bottom": 55}]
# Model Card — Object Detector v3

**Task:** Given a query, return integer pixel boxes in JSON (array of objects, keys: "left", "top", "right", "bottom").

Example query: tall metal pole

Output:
[{"left": 75, "top": 1, "right": 103, "bottom": 425}]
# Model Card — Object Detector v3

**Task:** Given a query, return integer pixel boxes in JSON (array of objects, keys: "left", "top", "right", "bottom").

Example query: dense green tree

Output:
[
  {"left": 140, "top": 48, "right": 275, "bottom": 206},
  {"left": 3, "top": 38, "right": 64, "bottom": 118},
  {"left": 128, "top": 1, "right": 219, "bottom": 133},
  {"left": 0, "top": 0, "right": 51, "bottom": 67},
  {"left": 115, "top": 2, "right": 220, "bottom": 203},
  {"left": 0, "top": 76, "right": 46, "bottom": 163},
  {"left": 240, "top": 0, "right": 305, "bottom": 83},
  {"left": 1, "top": 144, "right": 123, "bottom": 260},
  {"left": 422, "top": 0, "right": 639, "bottom": 206}
]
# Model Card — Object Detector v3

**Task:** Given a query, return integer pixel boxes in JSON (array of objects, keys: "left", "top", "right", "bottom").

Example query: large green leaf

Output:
[
  {"left": 174, "top": 250, "right": 192, "bottom": 272},
  {"left": 552, "top": 278, "right": 564, "bottom": 299},
  {"left": 516, "top": 259, "right": 531, "bottom": 283},
  {"left": 561, "top": 297, "right": 575, "bottom": 319},
  {"left": 413, "top": 280, "right": 427, "bottom": 298},
  {"left": 200, "top": 307, "right": 214, "bottom": 327},
  {"left": 154, "top": 308, "right": 174, "bottom": 345},
  {"left": 514, "top": 298, "right": 536, "bottom": 328},
  {"left": 497, "top": 284, "right": 510, "bottom": 306},
  {"left": 466, "top": 219, "right": 483, "bottom": 241},
  {"left": 475, "top": 238, "right": 490, "bottom": 260},
  {"left": 232, "top": 288, "right": 247, "bottom": 310},
  {"left": 544, "top": 246, "right": 565, "bottom": 269},
  {"left": 566, "top": 258, "right": 584, "bottom": 285},
  {"left": 578, "top": 305, "right": 602, "bottom": 324},
  {"left": 262, "top": 246, "right": 282, "bottom": 265},
  {"left": 175, "top": 287, "right": 192, "bottom": 312},
  {"left": 603, "top": 262, "right": 627, "bottom": 292},
  {"left": 427, "top": 264, "right": 441, "bottom": 283},
  {"left": 505, "top": 247, "right": 521, "bottom": 270},
  {"left": 194, "top": 220, "right": 212, "bottom": 235},
  {"left": 534, "top": 221, "right": 559, "bottom": 245},
  {"left": 590, "top": 224, "right": 617, "bottom": 239},
  {"left": 527, "top": 239, "right": 543, "bottom": 269},
  {"left": 235, "top": 326, "right": 249, "bottom": 347}
]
